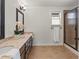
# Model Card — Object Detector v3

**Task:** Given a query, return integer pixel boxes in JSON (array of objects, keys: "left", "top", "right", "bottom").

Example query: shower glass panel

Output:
[
  {"left": 64, "top": 8, "right": 78, "bottom": 50},
  {"left": 78, "top": 40, "right": 79, "bottom": 51}
]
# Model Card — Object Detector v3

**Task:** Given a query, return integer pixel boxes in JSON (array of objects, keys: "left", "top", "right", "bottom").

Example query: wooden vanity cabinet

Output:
[
  {"left": 26, "top": 36, "right": 33, "bottom": 59},
  {"left": 20, "top": 36, "right": 33, "bottom": 59},
  {"left": 20, "top": 43, "right": 26, "bottom": 59}
]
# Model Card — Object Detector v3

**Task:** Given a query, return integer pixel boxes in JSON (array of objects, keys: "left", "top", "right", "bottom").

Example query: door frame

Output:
[
  {"left": 0, "top": 0, "right": 5, "bottom": 39},
  {"left": 64, "top": 7, "right": 78, "bottom": 51}
]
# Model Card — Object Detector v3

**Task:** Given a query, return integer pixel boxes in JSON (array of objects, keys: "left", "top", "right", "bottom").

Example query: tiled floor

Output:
[{"left": 28, "top": 46, "right": 78, "bottom": 59}]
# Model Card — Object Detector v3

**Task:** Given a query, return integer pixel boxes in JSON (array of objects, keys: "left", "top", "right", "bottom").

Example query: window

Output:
[{"left": 52, "top": 13, "right": 61, "bottom": 25}]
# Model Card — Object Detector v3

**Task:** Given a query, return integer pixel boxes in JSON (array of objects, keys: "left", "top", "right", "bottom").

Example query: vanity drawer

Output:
[{"left": 20, "top": 44, "right": 26, "bottom": 55}]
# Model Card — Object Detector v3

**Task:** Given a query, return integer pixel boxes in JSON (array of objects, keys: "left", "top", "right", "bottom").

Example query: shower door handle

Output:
[{"left": 75, "top": 27, "right": 77, "bottom": 31}]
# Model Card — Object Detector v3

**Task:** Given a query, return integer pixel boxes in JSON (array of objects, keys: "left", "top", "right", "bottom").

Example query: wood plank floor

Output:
[{"left": 28, "top": 46, "right": 78, "bottom": 59}]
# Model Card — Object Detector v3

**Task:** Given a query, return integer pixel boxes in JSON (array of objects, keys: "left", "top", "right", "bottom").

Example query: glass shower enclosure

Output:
[{"left": 64, "top": 7, "right": 78, "bottom": 51}]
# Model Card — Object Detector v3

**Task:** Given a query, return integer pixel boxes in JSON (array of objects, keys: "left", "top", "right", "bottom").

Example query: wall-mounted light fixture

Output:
[
  {"left": 18, "top": 0, "right": 27, "bottom": 11},
  {"left": 20, "top": 5, "right": 26, "bottom": 11}
]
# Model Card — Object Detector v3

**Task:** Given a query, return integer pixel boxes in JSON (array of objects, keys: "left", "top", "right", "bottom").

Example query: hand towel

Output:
[{"left": 53, "top": 26, "right": 60, "bottom": 43}]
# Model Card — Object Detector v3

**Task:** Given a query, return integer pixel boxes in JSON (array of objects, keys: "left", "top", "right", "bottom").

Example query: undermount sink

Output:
[{"left": 0, "top": 46, "right": 15, "bottom": 55}]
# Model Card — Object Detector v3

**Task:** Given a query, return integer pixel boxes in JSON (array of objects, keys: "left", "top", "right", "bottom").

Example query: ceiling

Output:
[{"left": 26, "top": 0, "right": 77, "bottom": 7}]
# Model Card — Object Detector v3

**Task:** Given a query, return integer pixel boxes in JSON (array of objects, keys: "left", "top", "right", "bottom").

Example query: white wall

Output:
[
  {"left": 5, "top": 0, "right": 19, "bottom": 38},
  {"left": 25, "top": 6, "right": 70, "bottom": 46}
]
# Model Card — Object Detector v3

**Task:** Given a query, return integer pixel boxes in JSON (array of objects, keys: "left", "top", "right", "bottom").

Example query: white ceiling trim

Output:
[{"left": 26, "top": 0, "right": 77, "bottom": 7}]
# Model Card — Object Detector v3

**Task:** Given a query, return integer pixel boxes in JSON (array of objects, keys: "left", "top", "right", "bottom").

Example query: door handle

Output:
[{"left": 75, "top": 27, "right": 77, "bottom": 31}]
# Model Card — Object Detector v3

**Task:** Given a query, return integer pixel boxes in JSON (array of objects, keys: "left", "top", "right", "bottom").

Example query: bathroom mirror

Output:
[{"left": 15, "top": 8, "right": 24, "bottom": 34}]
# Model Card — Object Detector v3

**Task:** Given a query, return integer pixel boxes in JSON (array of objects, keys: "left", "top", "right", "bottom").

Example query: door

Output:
[
  {"left": 51, "top": 13, "right": 61, "bottom": 45},
  {"left": 64, "top": 8, "right": 78, "bottom": 50}
]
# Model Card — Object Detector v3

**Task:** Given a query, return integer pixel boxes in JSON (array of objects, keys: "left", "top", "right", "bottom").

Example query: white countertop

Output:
[{"left": 0, "top": 32, "right": 32, "bottom": 49}]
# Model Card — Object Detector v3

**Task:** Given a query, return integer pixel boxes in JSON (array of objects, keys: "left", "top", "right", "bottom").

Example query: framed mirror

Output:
[{"left": 15, "top": 8, "right": 24, "bottom": 34}]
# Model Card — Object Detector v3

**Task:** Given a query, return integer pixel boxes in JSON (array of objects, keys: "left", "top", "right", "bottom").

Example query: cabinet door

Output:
[
  {"left": 20, "top": 44, "right": 26, "bottom": 59},
  {"left": 26, "top": 36, "right": 33, "bottom": 59},
  {"left": 21, "top": 51, "right": 26, "bottom": 59},
  {"left": 20, "top": 44, "right": 26, "bottom": 55}
]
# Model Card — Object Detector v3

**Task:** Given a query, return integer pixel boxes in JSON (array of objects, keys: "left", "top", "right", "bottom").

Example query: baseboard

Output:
[
  {"left": 64, "top": 44, "right": 79, "bottom": 56},
  {"left": 33, "top": 44, "right": 63, "bottom": 46}
]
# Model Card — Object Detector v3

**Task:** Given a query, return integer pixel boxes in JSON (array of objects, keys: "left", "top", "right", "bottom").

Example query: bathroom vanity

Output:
[
  {"left": 20, "top": 35, "right": 33, "bottom": 59},
  {"left": 0, "top": 32, "right": 33, "bottom": 59}
]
